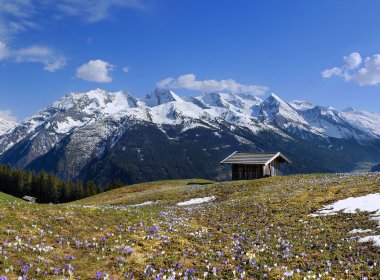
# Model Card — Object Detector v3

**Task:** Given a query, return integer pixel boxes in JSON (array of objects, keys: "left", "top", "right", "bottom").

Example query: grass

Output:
[
  {"left": 351, "top": 161, "right": 377, "bottom": 172},
  {"left": 0, "top": 191, "right": 25, "bottom": 203},
  {"left": 1, "top": 173, "right": 380, "bottom": 279},
  {"left": 186, "top": 179, "right": 214, "bottom": 185}
]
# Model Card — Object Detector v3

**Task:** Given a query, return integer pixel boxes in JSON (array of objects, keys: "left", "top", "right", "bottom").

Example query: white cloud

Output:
[
  {"left": 321, "top": 67, "right": 342, "bottom": 79},
  {"left": 0, "top": 109, "right": 17, "bottom": 122},
  {"left": 0, "top": 0, "right": 145, "bottom": 40},
  {"left": 157, "top": 74, "right": 268, "bottom": 95},
  {"left": 0, "top": 0, "right": 38, "bottom": 40},
  {"left": 76, "top": 59, "right": 114, "bottom": 83},
  {"left": 0, "top": 1, "right": 143, "bottom": 70},
  {"left": 122, "top": 66, "right": 130, "bottom": 73},
  {"left": 0, "top": 41, "right": 9, "bottom": 59},
  {"left": 351, "top": 54, "right": 380, "bottom": 86},
  {"left": 43, "top": 58, "right": 67, "bottom": 72},
  {"left": 322, "top": 52, "right": 380, "bottom": 86},
  {"left": 344, "top": 52, "right": 362, "bottom": 70},
  {"left": 57, "top": 0, "right": 145, "bottom": 22},
  {"left": 14, "top": 45, "right": 66, "bottom": 72},
  {"left": 0, "top": 41, "right": 66, "bottom": 72}
]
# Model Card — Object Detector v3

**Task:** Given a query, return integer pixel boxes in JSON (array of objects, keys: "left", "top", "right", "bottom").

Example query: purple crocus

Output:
[{"left": 95, "top": 271, "right": 102, "bottom": 279}]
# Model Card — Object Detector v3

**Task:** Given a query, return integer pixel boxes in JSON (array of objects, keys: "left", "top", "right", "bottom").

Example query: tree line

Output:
[{"left": 0, "top": 165, "right": 103, "bottom": 203}]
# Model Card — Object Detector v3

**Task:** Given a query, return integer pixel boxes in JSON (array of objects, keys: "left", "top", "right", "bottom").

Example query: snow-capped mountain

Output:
[
  {"left": 258, "top": 93, "right": 319, "bottom": 139},
  {"left": 0, "top": 89, "right": 145, "bottom": 168},
  {"left": 144, "top": 88, "right": 184, "bottom": 107},
  {"left": 341, "top": 107, "right": 380, "bottom": 137},
  {"left": 0, "top": 88, "right": 380, "bottom": 185},
  {"left": 0, "top": 117, "right": 17, "bottom": 136}
]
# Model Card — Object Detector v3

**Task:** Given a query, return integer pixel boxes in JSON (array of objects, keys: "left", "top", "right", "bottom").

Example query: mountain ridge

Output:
[{"left": 0, "top": 88, "right": 380, "bottom": 185}]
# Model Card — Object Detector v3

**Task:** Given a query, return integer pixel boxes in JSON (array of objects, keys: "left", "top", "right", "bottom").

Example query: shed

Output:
[
  {"left": 22, "top": 196, "right": 37, "bottom": 203},
  {"left": 220, "top": 152, "right": 291, "bottom": 180}
]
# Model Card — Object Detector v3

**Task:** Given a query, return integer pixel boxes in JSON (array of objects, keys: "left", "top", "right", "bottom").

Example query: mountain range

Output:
[{"left": 0, "top": 88, "right": 379, "bottom": 186}]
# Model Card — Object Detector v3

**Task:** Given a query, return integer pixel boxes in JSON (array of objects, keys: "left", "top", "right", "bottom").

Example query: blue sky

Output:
[{"left": 1, "top": 0, "right": 380, "bottom": 121}]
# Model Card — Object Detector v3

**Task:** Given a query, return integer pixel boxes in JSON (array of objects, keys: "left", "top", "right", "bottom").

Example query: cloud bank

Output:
[
  {"left": 322, "top": 52, "right": 380, "bottom": 86},
  {"left": 0, "top": 109, "right": 17, "bottom": 122},
  {"left": 76, "top": 59, "right": 114, "bottom": 83},
  {"left": 157, "top": 74, "right": 268, "bottom": 95},
  {"left": 0, "top": 41, "right": 66, "bottom": 72}
]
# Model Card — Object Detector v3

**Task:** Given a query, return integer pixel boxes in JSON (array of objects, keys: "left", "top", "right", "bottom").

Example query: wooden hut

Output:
[
  {"left": 220, "top": 152, "right": 291, "bottom": 180},
  {"left": 22, "top": 196, "right": 37, "bottom": 203}
]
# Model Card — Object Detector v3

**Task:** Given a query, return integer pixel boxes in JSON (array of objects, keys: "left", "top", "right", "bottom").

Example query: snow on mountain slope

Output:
[
  {"left": 0, "top": 89, "right": 144, "bottom": 166},
  {"left": 149, "top": 100, "right": 208, "bottom": 126},
  {"left": 341, "top": 108, "right": 380, "bottom": 137},
  {"left": 236, "top": 93, "right": 262, "bottom": 117},
  {"left": 146, "top": 91, "right": 270, "bottom": 135},
  {"left": 257, "top": 93, "right": 322, "bottom": 138},
  {"left": 53, "top": 89, "right": 139, "bottom": 120},
  {"left": 1, "top": 87, "right": 380, "bottom": 170},
  {"left": 290, "top": 102, "right": 373, "bottom": 140},
  {"left": 192, "top": 92, "right": 262, "bottom": 116},
  {"left": 259, "top": 93, "right": 307, "bottom": 124},
  {"left": 0, "top": 118, "right": 17, "bottom": 135},
  {"left": 144, "top": 88, "right": 184, "bottom": 107},
  {"left": 289, "top": 100, "right": 315, "bottom": 111}
]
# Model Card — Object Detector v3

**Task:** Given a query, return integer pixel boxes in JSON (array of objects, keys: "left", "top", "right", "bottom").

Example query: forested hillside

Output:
[{"left": 0, "top": 165, "right": 102, "bottom": 203}]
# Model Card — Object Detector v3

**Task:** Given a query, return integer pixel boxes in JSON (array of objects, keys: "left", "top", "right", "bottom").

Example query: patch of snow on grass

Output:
[
  {"left": 358, "top": 235, "right": 380, "bottom": 246},
  {"left": 313, "top": 193, "right": 380, "bottom": 246},
  {"left": 316, "top": 193, "right": 380, "bottom": 215},
  {"left": 349, "top": 229, "right": 372, "bottom": 234},
  {"left": 129, "top": 201, "right": 154, "bottom": 207},
  {"left": 177, "top": 196, "right": 215, "bottom": 206}
]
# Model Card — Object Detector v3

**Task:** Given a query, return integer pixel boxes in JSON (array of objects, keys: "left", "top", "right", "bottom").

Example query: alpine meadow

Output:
[{"left": 1, "top": 1, "right": 380, "bottom": 279}]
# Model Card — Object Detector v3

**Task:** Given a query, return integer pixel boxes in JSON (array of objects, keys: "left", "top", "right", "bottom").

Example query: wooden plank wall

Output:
[
  {"left": 232, "top": 164, "right": 263, "bottom": 180},
  {"left": 231, "top": 159, "right": 284, "bottom": 180}
]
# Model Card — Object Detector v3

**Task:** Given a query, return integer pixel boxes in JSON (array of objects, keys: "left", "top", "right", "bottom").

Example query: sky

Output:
[{"left": 1, "top": 0, "right": 380, "bottom": 121}]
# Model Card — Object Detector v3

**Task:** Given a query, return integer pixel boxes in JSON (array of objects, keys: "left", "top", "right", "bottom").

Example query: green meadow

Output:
[{"left": 0, "top": 173, "right": 380, "bottom": 279}]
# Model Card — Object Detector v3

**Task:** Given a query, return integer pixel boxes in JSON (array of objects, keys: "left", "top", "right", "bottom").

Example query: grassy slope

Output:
[
  {"left": 0, "top": 174, "right": 380, "bottom": 279},
  {"left": 0, "top": 191, "right": 25, "bottom": 203}
]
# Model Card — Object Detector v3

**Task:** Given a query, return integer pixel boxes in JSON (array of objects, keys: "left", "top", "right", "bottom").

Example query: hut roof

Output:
[
  {"left": 220, "top": 152, "right": 291, "bottom": 165},
  {"left": 22, "top": 196, "right": 37, "bottom": 203}
]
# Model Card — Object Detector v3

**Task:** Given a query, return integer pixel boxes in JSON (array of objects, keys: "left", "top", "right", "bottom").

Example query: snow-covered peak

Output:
[
  {"left": 149, "top": 100, "right": 207, "bottom": 125},
  {"left": 198, "top": 92, "right": 227, "bottom": 108},
  {"left": 289, "top": 100, "right": 315, "bottom": 111},
  {"left": 1, "top": 87, "right": 380, "bottom": 161},
  {"left": 144, "top": 88, "right": 183, "bottom": 107},
  {"left": 295, "top": 105, "right": 371, "bottom": 139},
  {"left": 236, "top": 93, "right": 262, "bottom": 103},
  {"left": 259, "top": 93, "right": 307, "bottom": 124},
  {"left": 341, "top": 108, "right": 380, "bottom": 137},
  {"left": 194, "top": 92, "right": 262, "bottom": 116},
  {"left": 53, "top": 89, "right": 138, "bottom": 114},
  {"left": 0, "top": 89, "right": 143, "bottom": 154},
  {"left": 267, "top": 92, "right": 283, "bottom": 102},
  {"left": 0, "top": 118, "right": 17, "bottom": 135},
  {"left": 342, "top": 106, "right": 355, "bottom": 113}
]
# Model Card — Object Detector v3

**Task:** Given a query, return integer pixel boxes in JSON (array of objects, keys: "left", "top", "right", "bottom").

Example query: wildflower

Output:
[
  {"left": 22, "top": 265, "right": 29, "bottom": 274},
  {"left": 125, "top": 247, "right": 133, "bottom": 254}
]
